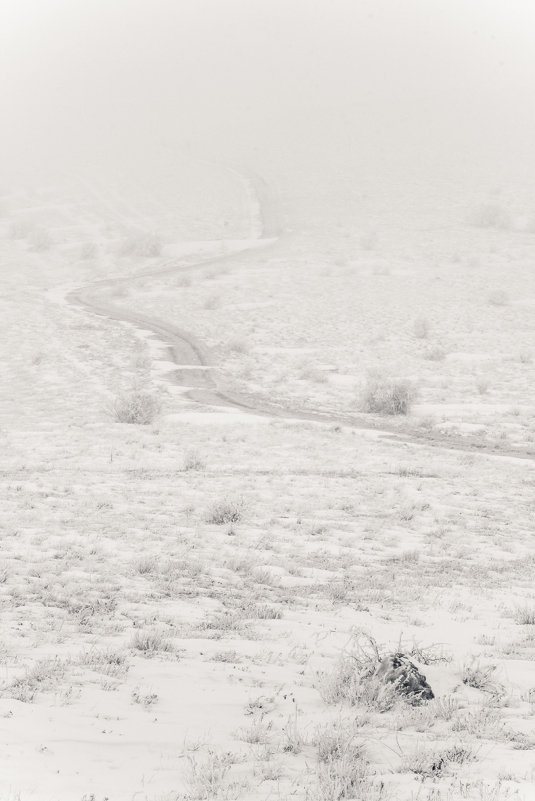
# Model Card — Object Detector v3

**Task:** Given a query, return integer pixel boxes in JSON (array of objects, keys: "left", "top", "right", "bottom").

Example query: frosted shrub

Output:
[
  {"left": 112, "top": 391, "right": 160, "bottom": 424},
  {"left": 205, "top": 497, "right": 245, "bottom": 525},
  {"left": 360, "top": 375, "right": 417, "bottom": 415}
]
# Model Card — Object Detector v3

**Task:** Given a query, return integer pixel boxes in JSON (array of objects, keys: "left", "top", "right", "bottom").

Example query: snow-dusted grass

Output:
[
  {"left": 1, "top": 383, "right": 534, "bottom": 798},
  {"left": 1, "top": 167, "right": 535, "bottom": 800}
]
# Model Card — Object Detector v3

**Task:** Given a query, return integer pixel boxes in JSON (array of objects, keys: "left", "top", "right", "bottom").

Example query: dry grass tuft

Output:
[
  {"left": 401, "top": 742, "right": 476, "bottom": 777},
  {"left": 314, "top": 720, "right": 365, "bottom": 765},
  {"left": 130, "top": 629, "right": 174, "bottom": 655},
  {"left": 513, "top": 605, "right": 535, "bottom": 625},
  {"left": 461, "top": 661, "right": 504, "bottom": 695},
  {"left": 185, "top": 748, "right": 235, "bottom": 799},
  {"left": 2, "top": 658, "right": 66, "bottom": 703}
]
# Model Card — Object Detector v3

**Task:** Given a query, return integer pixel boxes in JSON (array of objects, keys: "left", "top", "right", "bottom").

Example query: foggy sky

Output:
[{"left": 2, "top": 0, "right": 535, "bottom": 182}]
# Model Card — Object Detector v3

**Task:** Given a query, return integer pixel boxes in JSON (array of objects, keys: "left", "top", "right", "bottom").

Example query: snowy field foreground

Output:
[{"left": 1, "top": 157, "right": 535, "bottom": 801}]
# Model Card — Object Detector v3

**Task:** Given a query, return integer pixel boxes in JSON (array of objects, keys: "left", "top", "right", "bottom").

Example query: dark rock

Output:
[{"left": 374, "top": 653, "right": 434, "bottom": 704}]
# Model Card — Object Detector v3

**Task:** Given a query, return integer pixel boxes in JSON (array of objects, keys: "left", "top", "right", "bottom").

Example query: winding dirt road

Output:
[{"left": 67, "top": 167, "right": 535, "bottom": 464}]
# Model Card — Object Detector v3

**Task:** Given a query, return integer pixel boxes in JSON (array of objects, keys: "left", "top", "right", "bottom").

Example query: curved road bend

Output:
[{"left": 66, "top": 169, "right": 535, "bottom": 464}]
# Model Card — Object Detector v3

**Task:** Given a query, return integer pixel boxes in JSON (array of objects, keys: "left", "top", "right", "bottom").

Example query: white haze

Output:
[{"left": 2, "top": 0, "right": 535, "bottom": 192}]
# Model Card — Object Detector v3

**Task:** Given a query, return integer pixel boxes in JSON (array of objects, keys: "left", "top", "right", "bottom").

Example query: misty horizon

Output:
[{"left": 3, "top": 0, "right": 535, "bottom": 191}]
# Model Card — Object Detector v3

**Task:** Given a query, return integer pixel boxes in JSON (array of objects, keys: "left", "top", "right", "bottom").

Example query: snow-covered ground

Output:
[{"left": 1, "top": 154, "right": 535, "bottom": 801}]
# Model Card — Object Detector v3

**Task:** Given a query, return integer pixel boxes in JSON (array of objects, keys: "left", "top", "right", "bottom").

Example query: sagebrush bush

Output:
[
  {"left": 112, "top": 392, "right": 160, "bottom": 424},
  {"left": 205, "top": 497, "right": 245, "bottom": 525},
  {"left": 316, "top": 633, "right": 400, "bottom": 712},
  {"left": 183, "top": 450, "right": 205, "bottom": 471},
  {"left": 360, "top": 375, "right": 417, "bottom": 415}
]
